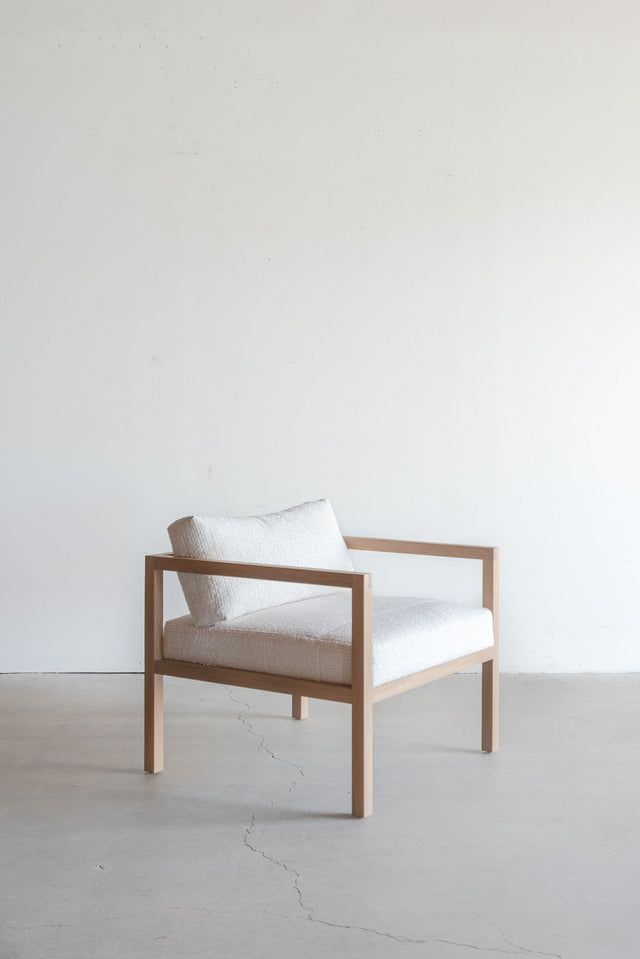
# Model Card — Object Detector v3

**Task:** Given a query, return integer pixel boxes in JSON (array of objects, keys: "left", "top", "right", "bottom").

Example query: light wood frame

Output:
[{"left": 145, "top": 538, "right": 498, "bottom": 818}]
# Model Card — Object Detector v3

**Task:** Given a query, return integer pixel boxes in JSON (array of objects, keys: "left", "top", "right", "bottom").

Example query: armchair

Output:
[{"left": 144, "top": 520, "right": 498, "bottom": 819}]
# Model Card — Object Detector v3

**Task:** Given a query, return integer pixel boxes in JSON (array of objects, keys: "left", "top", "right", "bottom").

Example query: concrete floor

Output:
[{"left": 1, "top": 675, "right": 638, "bottom": 959}]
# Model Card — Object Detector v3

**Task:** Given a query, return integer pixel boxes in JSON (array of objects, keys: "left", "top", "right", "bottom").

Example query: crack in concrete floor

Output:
[{"left": 225, "top": 688, "right": 561, "bottom": 958}]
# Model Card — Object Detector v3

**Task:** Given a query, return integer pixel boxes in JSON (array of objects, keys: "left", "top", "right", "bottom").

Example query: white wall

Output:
[{"left": 2, "top": 2, "right": 639, "bottom": 672}]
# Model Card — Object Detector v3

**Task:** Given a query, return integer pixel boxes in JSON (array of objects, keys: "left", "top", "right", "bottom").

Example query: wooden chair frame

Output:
[{"left": 145, "top": 538, "right": 499, "bottom": 818}]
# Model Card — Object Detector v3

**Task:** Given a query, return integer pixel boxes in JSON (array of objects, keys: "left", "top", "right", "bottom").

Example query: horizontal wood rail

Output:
[
  {"left": 146, "top": 552, "right": 363, "bottom": 589},
  {"left": 344, "top": 536, "right": 497, "bottom": 562},
  {"left": 156, "top": 659, "right": 353, "bottom": 704},
  {"left": 373, "top": 647, "right": 495, "bottom": 703}
]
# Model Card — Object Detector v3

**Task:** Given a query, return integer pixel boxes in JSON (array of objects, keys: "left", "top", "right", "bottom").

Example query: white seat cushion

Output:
[
  {"left": 168, "top": 499, "right": 354, "bottom": 626},
  {"left": 163, "top": 593, "right": 494, "bottom": 687}
]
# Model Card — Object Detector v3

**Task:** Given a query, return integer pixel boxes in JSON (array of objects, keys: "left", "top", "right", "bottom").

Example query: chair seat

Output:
[{"left": 163, "top": 593, "right": 493, "bottom": 687}]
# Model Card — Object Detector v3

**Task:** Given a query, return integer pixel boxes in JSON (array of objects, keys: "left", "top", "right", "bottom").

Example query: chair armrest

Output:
[
  {"left": 343, "top": 537, "right": 499, "bottom": 622},
  {"left": 144, "top": 554, "right": 373, "bottom": 694},
  {"left": 145, "top": 553, "right": 365, "bottom": 590},
  {"left": 343, "top": 536, "right": 497, "bottom": 562}
]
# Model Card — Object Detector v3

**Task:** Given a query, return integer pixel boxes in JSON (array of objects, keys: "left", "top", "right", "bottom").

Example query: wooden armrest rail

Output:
[
  {"left": 343, "top": 536, "right": 497, "bottom": 562},
  {"left": 145, "top": 553, "right": 365, "bottom": 590}
]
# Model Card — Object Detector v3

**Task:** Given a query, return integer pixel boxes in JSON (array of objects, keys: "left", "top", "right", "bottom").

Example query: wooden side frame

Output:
[
  {"left": 144, "top": 554, "right": 373, "bottom": 815},
  {"left": 144, "top": 538, "right": 498, "bottom": 818},
  {"left": 345, "top": 537, "right": 499, "bottom": 753}
]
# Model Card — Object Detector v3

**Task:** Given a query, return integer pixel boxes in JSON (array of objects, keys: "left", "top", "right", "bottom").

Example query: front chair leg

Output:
[
  {"left": 481, "top": 550, "right": 499, "bottom": 753},
  {"left": 144, "top": 558, "right": 164, "bottom": 773},
  {"left": 481, "top": 658, "right": 499, "bottom": 753},
  {"left": 292, "top": 694, "right": 309, "bottom": 720},
  {"left": 351, "top": 695, "right": 373, "bottom": 818},
  {"left": 351, "top": 573, "right": 373, "bottom": 818}
]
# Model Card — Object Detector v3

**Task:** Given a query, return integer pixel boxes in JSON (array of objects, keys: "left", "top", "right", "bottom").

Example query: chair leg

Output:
[
  {"left": 292, "top": 694, "right": 309, "bottom": 720},
  {"left": 352, "top": 695, "right": 373, "bottom": 818},
  {"left": 144, "top": 671, "right": 164, "bottom": 772},
  {"left": 481, "top": 658, "right": 499, "bottom": 752},
  {"left": 144, "top": 558, "right": 164, "bottom": 773},
  {"left": 351, "top": 573, "right": 373, "bottom": 818}
]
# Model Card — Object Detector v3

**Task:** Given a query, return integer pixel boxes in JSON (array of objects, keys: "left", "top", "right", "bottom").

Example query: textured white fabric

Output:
[
  {"left": 163, "top": 593, "right": 494, "bottom": 687},
  {"left": 168, "top": 499, "right": 354, "bottom": 626}
]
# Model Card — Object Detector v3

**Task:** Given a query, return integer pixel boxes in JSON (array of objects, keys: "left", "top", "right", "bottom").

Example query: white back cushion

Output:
[{"left": 168, "top": 499, "right": 354, "bottom": 626}]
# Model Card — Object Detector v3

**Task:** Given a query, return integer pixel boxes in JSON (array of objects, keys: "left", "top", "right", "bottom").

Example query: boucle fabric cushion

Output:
[
  {"left": 163, "top": 593, "right": 494, "bottom": 687},
  {"left": 167, "top": 499, "right": 354, "bottom": 626}
]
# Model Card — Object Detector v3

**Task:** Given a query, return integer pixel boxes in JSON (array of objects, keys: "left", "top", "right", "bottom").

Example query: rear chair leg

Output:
[{"left": 292, "top": 694, "right": 309, "bottom": 720}]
